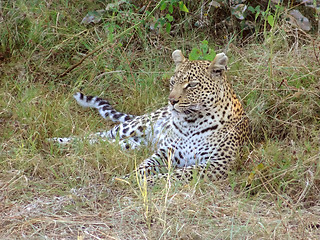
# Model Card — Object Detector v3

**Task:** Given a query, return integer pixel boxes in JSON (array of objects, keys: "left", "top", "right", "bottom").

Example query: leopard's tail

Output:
[{"left": 74, "top": 92, "right": 135, "bottom": 123}]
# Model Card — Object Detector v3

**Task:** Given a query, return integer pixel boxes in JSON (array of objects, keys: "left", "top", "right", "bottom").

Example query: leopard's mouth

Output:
[
  {"left": 169, "top": 104, "right": 180, "bottom": 113},
  {"left": 168, "top": 103, "right": 182, "bottom": 115},
  {"left": 170, "top": 103, "right": 201, "bottom": 115}
]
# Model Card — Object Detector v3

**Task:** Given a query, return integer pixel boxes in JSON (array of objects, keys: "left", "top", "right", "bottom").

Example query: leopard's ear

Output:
[
  {"left": 172, "top": 50, "right": 185, "bottom": 68},
  {"left": 208, "top": 53, "right": 228, "bottom": 74}
]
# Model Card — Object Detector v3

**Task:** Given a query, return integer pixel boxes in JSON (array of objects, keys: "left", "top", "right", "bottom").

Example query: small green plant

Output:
[
  {"left": 248, "top": 5, "right": 262, "bottom": 22},
  {"left": 248, "top": 1, "right": 285, "bottom": 78},
  {"left": 155, "top": 0, "right": 189, "bottom": 33},
  {"left": 189, "top": 40, "right": 216, "bottom": 61},
  {"left": 247, "top": 2, "right": 285, "bottom": 36}
]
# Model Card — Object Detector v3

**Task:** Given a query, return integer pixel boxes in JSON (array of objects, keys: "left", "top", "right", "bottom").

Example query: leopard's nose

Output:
[{"left": 169, "top": 98, "right": 179, "bottom": 106}]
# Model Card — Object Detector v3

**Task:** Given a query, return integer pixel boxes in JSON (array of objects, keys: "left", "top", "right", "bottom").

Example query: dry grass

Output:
[
  {"left": 1, "top": 176, "right": 319, "bottom": 239},
  {"left": 1, "top": 1, "right": 320, "bottom": 239}
]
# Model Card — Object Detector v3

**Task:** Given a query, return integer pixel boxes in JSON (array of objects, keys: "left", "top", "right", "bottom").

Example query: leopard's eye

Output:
[
  {"left": 186, "top": 81, "right": 199, "bottom": 88},
  {"left": 170, "top": 79, "right": 175, "bottom": 86}
]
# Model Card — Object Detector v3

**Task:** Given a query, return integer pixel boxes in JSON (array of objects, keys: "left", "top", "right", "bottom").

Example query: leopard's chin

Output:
[
  {"left": 181, "top": 104, "right": 202, "bottom": 115},
  {"left": 169, "top": 103, "right": 182, "bottom": 114},
  {"left": 172, "top": 108, "right": 182, "bottom": 115}
]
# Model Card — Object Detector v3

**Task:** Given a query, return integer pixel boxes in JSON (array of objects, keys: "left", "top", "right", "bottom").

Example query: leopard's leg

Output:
[
  {"left": 119, "top": 145, "right": 231, "bottom": 186},
  {"left": 134, "top": 146, "right": 233, "bottom": 185},
  {"left": 73, "top": 92, "right": 136, "bottom": 123},
  {"left": 118, "top": 137, "right": 148, "bottom": 150},
  {"left": 49, "top": 113, "right": 152, "bottom": 148},
  {"left": 145, "top": 160, "right": 230, "bottom": 186},
  {"left": 120, "top": 152, "right": 168, "bottom": 182},
  {"left": 48, "top": 131, "right": 108, "bottom": 145},
  {"left": 76, "top": 131, "right": 148, "bottom": 149},
  {"left": 174, "top": 161, "right": 228, "bottom": 181},
  {"left": 49, "top": 128, "right": 148, "bottom": 149}
]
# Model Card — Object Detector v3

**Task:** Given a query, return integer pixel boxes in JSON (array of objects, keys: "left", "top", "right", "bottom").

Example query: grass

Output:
[{"left": 1, "top": 1, "right": 320, "bottom": 239}]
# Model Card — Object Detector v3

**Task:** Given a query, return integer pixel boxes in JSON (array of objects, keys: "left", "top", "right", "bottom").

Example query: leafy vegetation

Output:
[{"left": 0, "top": 0, "right": 319, "bottom": 239}]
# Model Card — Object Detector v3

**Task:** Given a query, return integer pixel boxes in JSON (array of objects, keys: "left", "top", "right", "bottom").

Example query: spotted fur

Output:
[{"left": 51, "top": 50, "right": 249, "bottom": 185}]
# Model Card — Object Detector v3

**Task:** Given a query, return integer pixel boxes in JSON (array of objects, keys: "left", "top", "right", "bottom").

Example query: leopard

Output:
[{"left": 51, "top": 50, "right": 249, "bottom": 185}]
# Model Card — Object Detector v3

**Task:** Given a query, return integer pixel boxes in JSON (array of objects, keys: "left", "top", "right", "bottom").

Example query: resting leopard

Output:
[{"left": 52, "top": 50, "right": 249, "bottom": 185}]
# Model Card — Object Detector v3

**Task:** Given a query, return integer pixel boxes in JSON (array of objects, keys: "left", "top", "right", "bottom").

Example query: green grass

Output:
[{"left": 1, "top": 1, "right": 319, "bottom": 239}]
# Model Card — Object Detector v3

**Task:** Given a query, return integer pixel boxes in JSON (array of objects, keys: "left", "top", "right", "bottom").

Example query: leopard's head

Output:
[{"left": 168, "top": 50, "right": 228, "bottom": 115}]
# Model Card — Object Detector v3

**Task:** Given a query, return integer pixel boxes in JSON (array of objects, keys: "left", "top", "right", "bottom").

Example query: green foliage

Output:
[
  {"left": 160, "top": 0, "right": 189, "bottom": 13},
  {"left": 248, "top": 5, "right": 261, "bottom": 21},
  {"left": 247, "top": 2, "right": 286, "bottom": 34},
  {"left": 156, "top": 0, "right": 189, "bottom": 33},
  {"left": 189, "top": 40, "right": 216, "bottom": 61}
]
